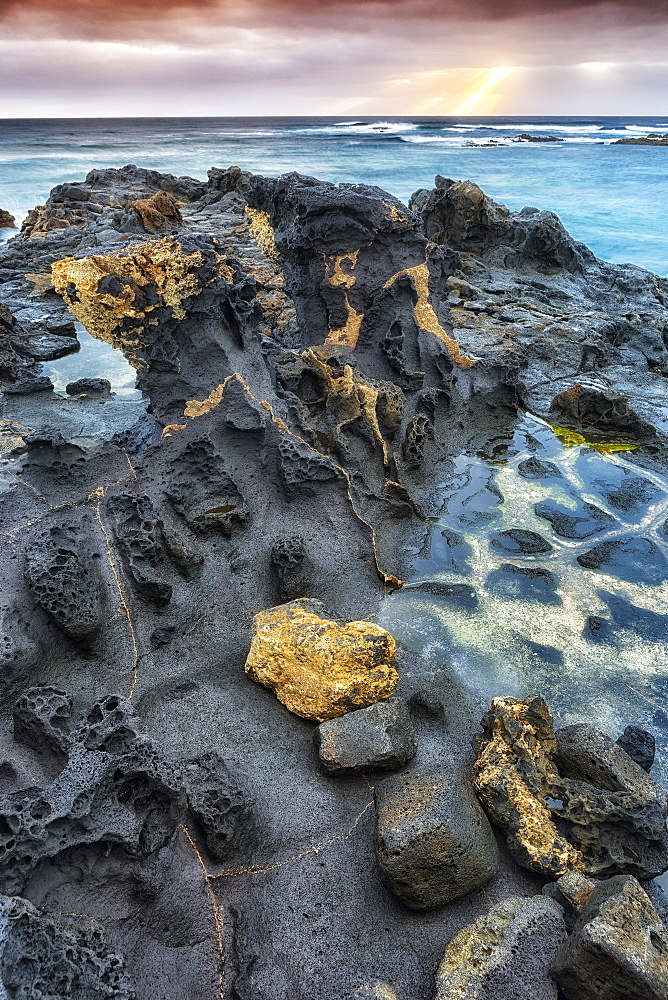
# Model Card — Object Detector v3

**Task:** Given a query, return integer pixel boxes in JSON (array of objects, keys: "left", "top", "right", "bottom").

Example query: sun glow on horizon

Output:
[{"left": 410, "top": 65, "right": 518, "bottom": 115}]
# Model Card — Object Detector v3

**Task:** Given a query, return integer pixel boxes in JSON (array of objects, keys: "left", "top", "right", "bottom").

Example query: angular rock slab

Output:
[
  {"left": 315, "top": 698, "right": 416, "bottom": 774},
  {"left": 472, "top": 696, "right": 668, "bottom": 879},
  {"left": 551, "top": 875, "right": 668, "bottom": 1000},
  {"left": 436, "top": 895, "right": 567, "bottom": 1000},
  {"left": 374, "top": 766, "right": 498, "bottom": 910},
  {"left": 244, "top": 598, "right": 398, "bottom": 722}
]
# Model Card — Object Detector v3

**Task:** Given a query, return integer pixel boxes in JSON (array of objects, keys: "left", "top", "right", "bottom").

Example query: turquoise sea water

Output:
[{"left": 1, "top": 115, "right": 668, "bottom": 274}]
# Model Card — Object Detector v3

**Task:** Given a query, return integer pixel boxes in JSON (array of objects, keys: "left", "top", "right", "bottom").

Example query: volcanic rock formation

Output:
[{"left": 0, "top": 163, "right": 667, "bottom": 999}]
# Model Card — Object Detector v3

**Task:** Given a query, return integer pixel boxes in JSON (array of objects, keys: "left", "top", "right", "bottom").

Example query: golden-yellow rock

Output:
[
  {"left": 131, "top": 190, "right": 184, "bottom": 232},
  {"left": 472, "top": 695, "right": 584, "bottom": 876},
  {"left": 51, "top": 238, "right": 234, "bottom": 363},
  {"left": 244, "top": 598, "right": 398, "bottom": 722}
]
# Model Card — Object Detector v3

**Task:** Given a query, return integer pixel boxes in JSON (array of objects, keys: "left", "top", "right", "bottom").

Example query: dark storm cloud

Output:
[{"left": 1, "top": 0, "right": 666, "bottom": 30}]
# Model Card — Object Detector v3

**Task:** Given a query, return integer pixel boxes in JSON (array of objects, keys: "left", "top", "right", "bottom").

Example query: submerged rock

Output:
[
  {"left": 374, "top": 766, "right": 499, "bottom": 910},
  {"left": 485, "top": 563, "right": 561, "bottom": 605},
  {"left": 576, "top": 536, "right": 668, "bottom": 585},
  {"left": 551, "top": 875, "right": 668, "bottom": 1000},
  {"left": 315, "top": 698, "right": 416, "bottom": 774},
  {"left": 534, "top": 497, "right": 616, "bottom": 539},
  {"left": 490, "top": 528, "right": 553, "bottom": 554},
  {"left": 435, "top": 895, "right": 567, "bottom": 1000},
  {"left": 244, "top": 598, "right": 399, "bottom": 722},
  {"left": 472, "top": 696, "right": 668, "bottom": 880}
]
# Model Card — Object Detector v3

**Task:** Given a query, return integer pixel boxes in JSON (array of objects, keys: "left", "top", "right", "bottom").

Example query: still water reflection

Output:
[{"left": 380, "top": 414, "right": 668, "bottom": 783}]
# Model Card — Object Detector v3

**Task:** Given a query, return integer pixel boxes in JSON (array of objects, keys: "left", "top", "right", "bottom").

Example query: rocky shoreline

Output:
[{"left": 0, "top": 164, "right": 667, "bottom": 999}]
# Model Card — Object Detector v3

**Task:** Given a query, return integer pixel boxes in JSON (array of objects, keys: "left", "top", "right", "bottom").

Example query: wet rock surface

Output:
[{"left": 0, "top": 163, "right": 667, "bottom": 998}]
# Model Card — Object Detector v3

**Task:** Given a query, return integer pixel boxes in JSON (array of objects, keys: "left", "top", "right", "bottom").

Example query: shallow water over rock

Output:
[
  {"left": 379, "top": 414, "right": 668, "bottom": 784},
  {"left": 42, "top": 322, "right": 142, "bottom": 398}
]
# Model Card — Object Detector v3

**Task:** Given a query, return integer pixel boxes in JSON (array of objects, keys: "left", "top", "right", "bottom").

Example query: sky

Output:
[{"left": 0, "top": 0, "right": 666, "bottom": 117}]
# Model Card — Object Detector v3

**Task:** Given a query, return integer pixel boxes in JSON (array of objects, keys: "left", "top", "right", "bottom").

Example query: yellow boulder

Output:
[{"left": 244, "top": 599, "right": 398, "bottom": 722}]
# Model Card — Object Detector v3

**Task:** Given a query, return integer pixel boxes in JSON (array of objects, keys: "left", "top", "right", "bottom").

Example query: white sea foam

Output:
[{"left": 288, "top": 121, "right": 418, "bottom": 136}]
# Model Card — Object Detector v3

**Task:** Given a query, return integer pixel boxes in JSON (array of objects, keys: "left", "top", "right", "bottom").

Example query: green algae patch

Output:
[{"left": 550, "top": 424, "right": 638, "bottom": 454}]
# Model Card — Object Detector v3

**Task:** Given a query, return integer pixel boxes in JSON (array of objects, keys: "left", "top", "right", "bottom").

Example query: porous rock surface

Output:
[
  {"left": 0, "top": 162, "right": 666, "bottom": 998},
  {"left": 472, "top": 696, "right": 668, "bottom": 880},
  {"left": 435, "top": 894, "right": 567, "bottom": 1000},
  {"left": 0, "top": 893, "right": 136, "bottom": 999},
  {"left": 617, "top": 724, "right": 656, "bottom": 771}
]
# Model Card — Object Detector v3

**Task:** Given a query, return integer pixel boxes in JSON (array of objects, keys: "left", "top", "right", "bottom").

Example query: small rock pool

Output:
[
  {"left": 41, "top": 323, "right": 142, "bottom": 398},
  {"left": 379, "top": 414, "right": 668, "bottom": 785}
]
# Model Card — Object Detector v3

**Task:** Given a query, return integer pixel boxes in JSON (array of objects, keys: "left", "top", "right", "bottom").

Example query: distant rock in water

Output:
[
  {"left": 514, "top": 133, "right": 565, "bottom": 142},
  {"left": 0, "top": 208, "right": 15, "bottom": 228},
  {"left": 613, "top": 132, "right": 668, "bottom": 145}
]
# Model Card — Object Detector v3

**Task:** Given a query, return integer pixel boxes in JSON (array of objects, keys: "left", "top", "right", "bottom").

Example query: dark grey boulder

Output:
[
  {"left": 617, "top": 724, "right": 656, "bottom": 771},
  {"left": 554, "top": 723, "right": 668, "bottom": 880},
  {"left": 551, "top": 875, "right": 668, "bottom": 1000},
  {"left": 315, "top": 698, "right": 416, "bottom": 775},
  {"left": 436, "top": 895, "right": 566, "bottom": 1000},
  {"left": 65, "top": 377, "right": 113, "bottom": 396},
  {"left": 3, "top": 375, "right": 54, "bottom": 394},
  {"left": 490, "top": 528, "right": 553, "bottom": 554},
  {"left": 374, "top": 766, "right": 499, "bottom": 910}
]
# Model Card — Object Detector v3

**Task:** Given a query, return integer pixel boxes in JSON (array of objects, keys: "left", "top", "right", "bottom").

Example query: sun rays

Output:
[{"left": 408, "top": 66, "right": 518, "bottom": 115}]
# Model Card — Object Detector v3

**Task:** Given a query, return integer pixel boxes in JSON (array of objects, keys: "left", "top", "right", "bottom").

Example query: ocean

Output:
[{"left": 1, "top": 115, "right": 668, "bottom": 274}]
